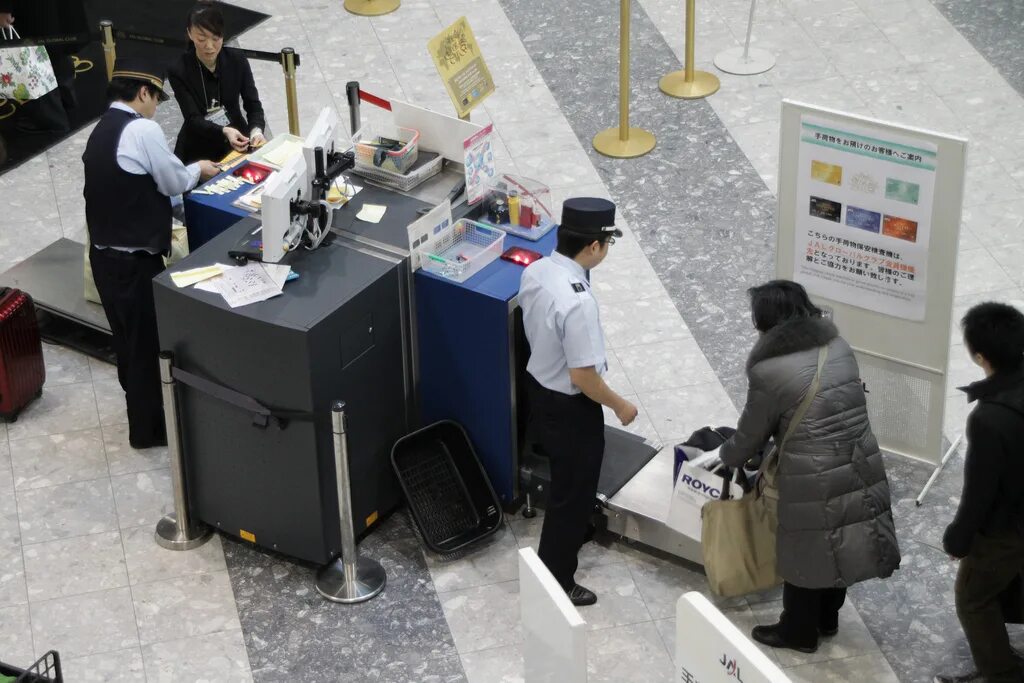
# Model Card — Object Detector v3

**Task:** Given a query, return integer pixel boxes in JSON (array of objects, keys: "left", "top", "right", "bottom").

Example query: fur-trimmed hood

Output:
[{"left": 747, "top": 316, "right": 839, "bottom": 370}]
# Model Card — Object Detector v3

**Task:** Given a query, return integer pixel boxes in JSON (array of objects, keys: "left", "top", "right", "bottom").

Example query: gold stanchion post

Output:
[
  {"left": 280, "top": 48, "right": 300, "bottom": 136},
  {"left": 100, "top": 20, "right": 116, "bottom": 82},
  {"left": 659, "top": 0, "right": 720, "bottom": 99},
  {"left": 593, "top": 0, "right": 655, "bottom": 159},
  {"left": 344, "top": 0, "right": 400, "bottom": 17}
]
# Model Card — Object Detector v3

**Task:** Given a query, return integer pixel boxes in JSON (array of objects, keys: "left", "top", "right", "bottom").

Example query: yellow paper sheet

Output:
[
  {"left": 356, "top": 204, "right": 387, "bottom": 224},
  {"left": 263, "top": 140, "right": 302, "bottom": 167},
  {"left": 171, "top": 265, "right": 224, "bottom": 288}
]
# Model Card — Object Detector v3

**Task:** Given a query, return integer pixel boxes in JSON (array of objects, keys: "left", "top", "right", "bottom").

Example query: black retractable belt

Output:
[{"left": 170, "top": 367, "right": 315, "bottom": 429}]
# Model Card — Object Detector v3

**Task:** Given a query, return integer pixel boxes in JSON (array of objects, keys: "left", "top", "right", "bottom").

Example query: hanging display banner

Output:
[
  {"left": 428, "top": 17, "right": 495, "bottom": 119},
  {"left": 463, "top": 123, "right": 496, "bottom": 205},
  {"left": 794, "top": 116, "right": 938, "bottom": 321}
]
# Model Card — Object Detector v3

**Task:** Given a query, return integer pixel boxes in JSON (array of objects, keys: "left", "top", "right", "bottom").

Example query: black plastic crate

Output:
[
  {"left": 0, "top": 651, "right": 62, "bottom": 683},
  {"left": 391, "top": 421, "right": 502, "bottom": 555}
]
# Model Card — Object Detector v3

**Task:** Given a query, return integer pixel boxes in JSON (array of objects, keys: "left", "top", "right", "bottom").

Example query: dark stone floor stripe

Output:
[{"left": 929, "top": 0, "right": 1024, "bottom": 95}]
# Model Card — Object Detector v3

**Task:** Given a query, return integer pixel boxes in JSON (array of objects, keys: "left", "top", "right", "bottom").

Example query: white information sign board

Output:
[
  {"left": 676, "top": 592, "right": 790, "bottom": 683},
  {"left": 519, "top": 548, "right": 587, "bottom": 683},
  {"left": 778, "top": 101, "right": 968, "bottom": 465},
  {"left": 794, "top": 116, "right": 937, "bottom": 321}
]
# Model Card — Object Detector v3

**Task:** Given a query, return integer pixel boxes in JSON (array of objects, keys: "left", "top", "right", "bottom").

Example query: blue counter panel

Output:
[{"left": 415, "top": 229, "right": 557, "bottom": 502}]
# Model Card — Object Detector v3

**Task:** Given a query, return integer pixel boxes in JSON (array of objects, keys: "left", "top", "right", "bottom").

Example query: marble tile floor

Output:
[{"left": 3, "top": 0, "right": 1024, "bottom": 679}]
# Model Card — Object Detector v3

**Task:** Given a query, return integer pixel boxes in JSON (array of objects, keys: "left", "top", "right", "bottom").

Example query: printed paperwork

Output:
[
  {"left": 182, "top": 262, "right": 293, "bottom": 308},
  {"left": 262, "top": 140, "right": 303, "bottom": 167}
]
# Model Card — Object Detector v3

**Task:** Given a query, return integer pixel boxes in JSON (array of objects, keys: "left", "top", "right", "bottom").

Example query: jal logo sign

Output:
[
  {"left": 720, "top": 653, "right": 744, "bottom": 681},
  {"left": 680, "top": 473, "right": 721, "bottom": 499}
]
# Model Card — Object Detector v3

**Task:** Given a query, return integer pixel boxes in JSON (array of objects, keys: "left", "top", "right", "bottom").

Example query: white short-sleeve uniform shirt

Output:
[{"left": 519, "top": 251, "right": 608, "bottom": 396}]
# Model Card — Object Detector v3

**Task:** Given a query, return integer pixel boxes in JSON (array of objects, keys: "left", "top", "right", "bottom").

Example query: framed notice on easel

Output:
[
  {"left": 428, "top": 17, "right": 495, "bottom": 119},
  {"left": 777, "top": 100, "right": 968, "bottom": 466}
]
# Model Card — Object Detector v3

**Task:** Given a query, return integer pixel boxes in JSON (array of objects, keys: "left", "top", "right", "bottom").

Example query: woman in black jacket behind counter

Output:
[{"left": 168, "top": 2, "right": 266, "bottom": 163}]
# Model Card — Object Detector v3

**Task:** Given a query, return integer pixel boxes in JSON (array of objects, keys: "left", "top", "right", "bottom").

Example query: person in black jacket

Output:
[
  {"left": 167, "top": 2, "right": 266, "bottom": 163},
  {"left": 935, "top": 302, "right": 1024, "bottom": 683}
]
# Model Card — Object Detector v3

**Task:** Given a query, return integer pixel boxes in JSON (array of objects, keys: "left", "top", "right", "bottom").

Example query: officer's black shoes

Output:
[
  {"left": 819, "top": 625, "right": 839, "bottom": 637},
  {"left": 751, "top": 624, "right": 818, "bottom": 654},
  {"left": 567, "top": 584, "right": 597, "bottom": 607}
]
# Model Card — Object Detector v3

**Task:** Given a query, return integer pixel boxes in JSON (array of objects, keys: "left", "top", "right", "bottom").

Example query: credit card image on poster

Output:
[
  {"left": 811, "top": 160, "right": 843, "bottom": 186},
  {"left": 885, "top": 178, "right": 920, "bottom": 205},
  {"left": 846, "top": 206, "right": 881, "bottom": 233},
  {"left": 882, "top": 215, "right": 919, "bottom": 243},
  {"left": 809, "top": 196, "right": 842, "bottom": 223}
]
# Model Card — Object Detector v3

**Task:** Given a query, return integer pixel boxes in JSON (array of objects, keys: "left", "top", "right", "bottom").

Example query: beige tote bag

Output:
[{"left": 701, "top": 345, "right": 828, "bottom": 598}]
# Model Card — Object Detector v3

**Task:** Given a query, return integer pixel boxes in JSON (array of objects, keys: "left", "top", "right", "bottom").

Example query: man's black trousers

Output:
[
  {"left": 529, "top": 378, "right": 605, "bottom": 591},
  {"left": 90, "top": 246, "right": 166, "bottom": 448}
]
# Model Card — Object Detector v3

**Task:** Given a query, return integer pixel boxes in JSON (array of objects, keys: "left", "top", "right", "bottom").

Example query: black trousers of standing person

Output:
[
  {"left": 778, "top": 582, "right": 847, "bottom": 648},
  {"left": 89, "top": 246, "right": 166, "bottom": 448},
  {"left": 528, "top": 377, "right": 605, "bottom": 591},
  {"left": 955, "top": 530, "right": 1024, "bottom": 682}
]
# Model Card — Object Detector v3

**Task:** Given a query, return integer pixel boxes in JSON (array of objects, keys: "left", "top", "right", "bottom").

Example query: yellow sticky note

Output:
[{"left": 356, "top": 204, "right": 387, "bottom": 224}]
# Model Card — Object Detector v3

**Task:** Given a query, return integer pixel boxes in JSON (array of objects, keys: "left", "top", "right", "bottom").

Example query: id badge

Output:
[{"left": 205, "top": 106, "right": 230, "bottom": 127}]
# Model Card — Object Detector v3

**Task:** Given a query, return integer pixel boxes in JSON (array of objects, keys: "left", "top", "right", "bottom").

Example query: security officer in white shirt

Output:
[
  {"left": 520, "top": 197, "right": 638, "bottom": 606},
  {"left": 83, "top": 57, "right": 217, "bottom": 449}
]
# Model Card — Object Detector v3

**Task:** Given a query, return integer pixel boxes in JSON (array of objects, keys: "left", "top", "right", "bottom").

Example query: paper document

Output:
[
  {"left": 357, "top": 204, "right": 387, "bottom": 223},
  {"left": 214, "top": 263, "right": 286, "bottom": 308},
  {"left": 263, "top": 140, "right": 302, "bottom": 167},
  {"left": 171, "top": 265, "right": 223, "bottom": 288}
]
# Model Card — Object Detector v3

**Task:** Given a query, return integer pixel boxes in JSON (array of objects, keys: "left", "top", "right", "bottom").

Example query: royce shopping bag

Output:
[
  {"left": 0, "top": 27, "right": 58, "bottom": 101},
  {"left": 666, "top": 459, "right": 742, "bottom": 543}
]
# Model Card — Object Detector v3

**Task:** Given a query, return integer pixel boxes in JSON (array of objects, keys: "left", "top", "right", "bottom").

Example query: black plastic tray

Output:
[{"left": 391, "top": 421, "right": 502, "bottom": 555}]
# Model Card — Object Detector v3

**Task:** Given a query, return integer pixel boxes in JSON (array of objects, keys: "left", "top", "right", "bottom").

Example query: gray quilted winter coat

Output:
[{"left": 719, "top": 316, "right": 901, "bottom": 589}]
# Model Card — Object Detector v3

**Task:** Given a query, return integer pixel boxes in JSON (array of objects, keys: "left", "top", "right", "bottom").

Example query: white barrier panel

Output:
[
  {"left": 676, "top": 592, "right": 791, "bottom": 683},
  {"left": 519, "top": 548, "right": 588, "bottom": 683}
]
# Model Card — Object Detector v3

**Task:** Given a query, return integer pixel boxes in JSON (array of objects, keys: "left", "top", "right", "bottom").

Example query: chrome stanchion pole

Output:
[
  {"left": 155, "top": 352, "right": 212, "bottom": 551},
  {"left": 713, "top": 0, "right": 775, "bottom": 75},
  {"left": 345, "top": 81, "right": 361, "bottom": 137},
  {"left": 316, "top": 401, "right": 387, "bottom": 603}
]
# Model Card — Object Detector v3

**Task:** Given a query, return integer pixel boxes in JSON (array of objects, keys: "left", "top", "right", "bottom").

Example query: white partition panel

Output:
[
  {"left": 676, "top": 592, "right": 791, "bottom": 683},
  {"left": 519, "top": 548, "right": 588, "bottom": 683},
  {"left": 777, "top": 101, "right": 968, "bottom": 464}
]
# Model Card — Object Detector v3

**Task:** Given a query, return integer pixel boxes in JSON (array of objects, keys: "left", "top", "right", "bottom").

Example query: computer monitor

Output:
[
  {"left": 260, "top": 152, "right": 307, "bottom": 264},
  {"left": 302, "top": 106, "right": 339, "bottom": 200}
]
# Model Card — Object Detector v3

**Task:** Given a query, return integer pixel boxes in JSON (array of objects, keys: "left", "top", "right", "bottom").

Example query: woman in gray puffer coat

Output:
[{"left": 719, "top": 280, "right": 900, "bottom": 654}]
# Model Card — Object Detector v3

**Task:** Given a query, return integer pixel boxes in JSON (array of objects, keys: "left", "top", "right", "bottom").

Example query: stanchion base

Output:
[
  {"left": 714, "top": 47, "right": 775, "bottom": 75},
  {"left": 343, "top": 0, "right": 400, "bottom": 16},
  {"left": 155, "top": 514, "right": 213, "bottom": 551},
  {"left": 316, "top": 556, "right": 387, "bottom": 604},
  {"left": 659, "top": 70, "right": 721, "bottom": 99},
  {"left": 592, "top": 127, "right": 656, "bottom": 158}
]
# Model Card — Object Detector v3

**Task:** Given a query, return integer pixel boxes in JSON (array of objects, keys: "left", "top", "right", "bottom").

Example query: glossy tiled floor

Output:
[{"left": 2, "top": 0, "right": 1024, "bottom": 680}]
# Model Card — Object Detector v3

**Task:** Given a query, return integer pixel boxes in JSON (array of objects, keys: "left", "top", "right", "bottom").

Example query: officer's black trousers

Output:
[
  {"left": 90, "top": 246, "right": 166, "bottom": 448},
  {"left": 529, "top": 379, "right": 605, "bottom": 591}
]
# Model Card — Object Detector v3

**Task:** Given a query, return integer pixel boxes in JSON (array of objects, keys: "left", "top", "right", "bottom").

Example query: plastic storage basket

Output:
[
  {"left": 0, "top": 651, "right": 62, "bottom": 682},
  {"left": 351, "top": 150, "right": 443, "bottom": 193},
  {"left": 391, "top": 421, "right": 503, "bottom": 555},
  {"left": 419, "top": 219, "right": 504, "bottom": 283},
  {"left": 352, "top": 123, "right": 419, "bottom": 175}
]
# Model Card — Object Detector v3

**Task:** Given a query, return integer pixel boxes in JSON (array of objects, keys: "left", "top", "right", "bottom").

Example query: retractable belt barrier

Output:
[{"left": 170, "top": 366, "right": 315, "bottom": 429}]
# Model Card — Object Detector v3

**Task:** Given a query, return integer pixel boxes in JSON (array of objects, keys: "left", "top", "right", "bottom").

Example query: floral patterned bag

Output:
[{"left": 0, "top": 26, "right": 58, "bottom": 102}]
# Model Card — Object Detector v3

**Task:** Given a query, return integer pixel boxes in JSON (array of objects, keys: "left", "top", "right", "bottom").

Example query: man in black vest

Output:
[{"left": 83, "top": 57, "right": 217, "bottom": 448}]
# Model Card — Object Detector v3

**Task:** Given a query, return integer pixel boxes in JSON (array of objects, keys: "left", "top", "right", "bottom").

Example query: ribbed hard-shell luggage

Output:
[{"left": 0, "top": 287, "right": 45, "bottom": 420}]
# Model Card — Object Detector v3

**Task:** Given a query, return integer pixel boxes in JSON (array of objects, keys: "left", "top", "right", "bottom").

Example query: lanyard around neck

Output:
[{"left": 196, "top": 55, "right": 220, "bottom": 111}]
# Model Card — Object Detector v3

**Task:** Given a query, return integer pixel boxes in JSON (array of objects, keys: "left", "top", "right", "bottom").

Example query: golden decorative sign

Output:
[{"left": 428, "top": 17, "right": 495, "bottom": 119}]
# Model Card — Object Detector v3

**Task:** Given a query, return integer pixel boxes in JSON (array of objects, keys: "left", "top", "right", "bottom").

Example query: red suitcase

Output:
[{"left": 0, "top": 287, "right": 46, "bottom": 420}]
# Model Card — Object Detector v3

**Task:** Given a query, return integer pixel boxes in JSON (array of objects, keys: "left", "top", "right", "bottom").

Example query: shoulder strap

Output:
[{"left": 758, "top": 344, "right": 829, "bottom": 477}]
